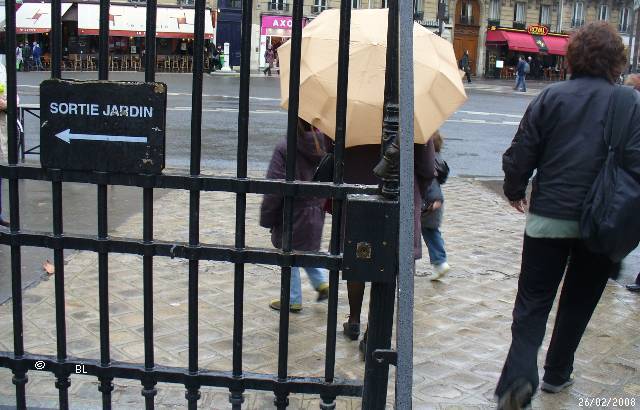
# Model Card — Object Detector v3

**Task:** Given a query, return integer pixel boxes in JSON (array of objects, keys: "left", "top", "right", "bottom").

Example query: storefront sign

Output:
[
  {"left": 528, "top": 24, "right": 549, "bottom": 36},
  {"left": 260, "top": 15, "right": 308, "bottom": 36},
  {"left": 40, "top": 79, "right": 167, "bottom": 174}
]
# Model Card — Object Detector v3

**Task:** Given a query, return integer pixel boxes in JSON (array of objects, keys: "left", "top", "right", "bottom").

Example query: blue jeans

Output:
[
  {"left": 290, "top": 266, "right": 327, "bottom": 305},
  {"left": 421, "top": 227, "right": 447, "bottom": 265},
  {"left": 516, "top": 74, "right": 527, "bottom": 91}
]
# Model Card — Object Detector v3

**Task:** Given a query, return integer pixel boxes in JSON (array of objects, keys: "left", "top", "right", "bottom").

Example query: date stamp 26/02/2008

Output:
[{"left": 578, "top": 397, "right": 636, "bottom": 408}]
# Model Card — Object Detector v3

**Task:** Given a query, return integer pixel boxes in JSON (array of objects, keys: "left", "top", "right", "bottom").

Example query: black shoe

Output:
[
  {"left": 626, "top": 283, "right": 640, "bottom": 292},
  {"left": 342, "top": 321, "right": 360, "bottom": 340},
  {"left": 496, "top": 378, "right": 533, "bottom": 410}
]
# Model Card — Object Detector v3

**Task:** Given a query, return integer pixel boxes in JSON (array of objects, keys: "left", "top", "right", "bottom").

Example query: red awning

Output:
[
  {"left": 486, "top": 30, "right": 569, "bottom": 56},
  {"left": 543, "top": 35, "right": 569, "bottom": 56}
]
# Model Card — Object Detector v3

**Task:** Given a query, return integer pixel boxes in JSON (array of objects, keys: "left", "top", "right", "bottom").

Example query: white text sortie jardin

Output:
[{"left": 49, "top": 103, "right": 153, "bottom": 118}]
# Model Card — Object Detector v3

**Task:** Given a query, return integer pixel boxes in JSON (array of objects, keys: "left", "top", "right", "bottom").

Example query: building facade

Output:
[{"left": 212, "top": 0, "right": 635, "bottom": 75}]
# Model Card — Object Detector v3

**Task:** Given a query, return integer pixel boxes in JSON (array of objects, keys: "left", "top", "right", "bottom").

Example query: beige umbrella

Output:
[{"left": 279, "top": 8, "right": 467, "bottom": 148}]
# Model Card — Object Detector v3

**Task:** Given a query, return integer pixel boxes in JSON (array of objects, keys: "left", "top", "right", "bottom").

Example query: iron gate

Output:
[{"left": 0, "top": 0, "right": 416, "bottom": 407}]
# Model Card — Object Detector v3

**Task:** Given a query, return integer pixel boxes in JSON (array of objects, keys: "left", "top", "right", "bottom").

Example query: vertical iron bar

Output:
[
  {"left": 96, "top": 3, "right": 114, "bottom": 408},
  {"left": 141, "top": 0, "right": 158, "bottom": 407},
  {"left": 5, "top": 0, "right": 28, "bottom": 407},
  {"left": 275, "top": 0, "right": 304, "bottom": 407},
  {"left": 185, "top": 0, "right": 206, "bottom": 407},
  {"left": 363, "top": 1, "right": 401, "bottom": 409},
  {"left": 361, "top": 282, "right": 396, "bottom": 410},
  {"left": 52, "top": 175, "right": 70, "bottom": 410},
  {"left": 396, "top": 0, "right": 415, "bottom": 406},
  {"left": 145, "top": 0, "right": 158, "bottom": 82},
  {"left": 322, "top": 0, "right": 352, "bottom": 408},
  {"left": 229, "top": 0, "right": 254, "bottom": 406},
  {"left": 51, "top": 0, "right": 62, "bottom": 79}
]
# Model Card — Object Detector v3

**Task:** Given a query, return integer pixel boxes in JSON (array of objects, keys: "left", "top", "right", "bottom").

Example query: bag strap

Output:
[{"left": 606, "top": 86, "right": 636, "bottom": 151}]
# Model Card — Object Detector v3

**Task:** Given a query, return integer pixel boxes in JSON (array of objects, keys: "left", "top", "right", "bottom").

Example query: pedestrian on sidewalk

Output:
[
  {"left": 496, "top": 22, "right": 640, "bottom": 409},
  {"left": 32, "top": 42, "right": 43, "bottom": 71},
  {"left": 460, "top": 50, "right": 472, "bottom": 84},
  {"left": 263, "top": 47, "right": 275, "bottom": 77},
  {"left": 421, "top": 131, "right": 450, "bottom": 281},
  {"left": 260, "top": 119, "right": 329, "bottom": 313},
  {"left": 342, "top": 141, "right": 435, "bottom": 351},
  {"left": 15, "top": 44, "right": 23, "bottom": 72},
  {"left": 514, "top": 55, "right": 527, "bottom": 92},
  {"left": 22, "top": 43, "right": 32, "bottom": 72},
  {"left": 624, "top": 73, "right": 640, "bottom": 294}
]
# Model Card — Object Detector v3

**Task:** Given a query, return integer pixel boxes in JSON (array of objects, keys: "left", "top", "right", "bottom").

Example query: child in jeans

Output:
[
  {"left": 421, "top": 131, "right": 450, "bottom": 280},
  {"left": 260, "top": 119, "right": 329, "bottom": 312}
]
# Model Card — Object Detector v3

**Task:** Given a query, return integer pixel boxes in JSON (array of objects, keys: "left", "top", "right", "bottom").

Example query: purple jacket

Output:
[
  {"left": 343, "top": 142, "right": 435, "bottom": 259},
  {"left": 260, "top": 132, "right": 327, "bottom": 251}
]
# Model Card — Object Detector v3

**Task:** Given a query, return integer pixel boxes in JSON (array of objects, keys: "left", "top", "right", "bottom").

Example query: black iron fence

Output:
[{"left": 0, "top": 0, "right": 415, "bottom": 408}]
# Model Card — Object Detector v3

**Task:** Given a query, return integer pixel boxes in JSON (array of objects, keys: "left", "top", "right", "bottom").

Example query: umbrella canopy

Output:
[{"left": 279, "top": 8, "right": 467, "bottom": 148}]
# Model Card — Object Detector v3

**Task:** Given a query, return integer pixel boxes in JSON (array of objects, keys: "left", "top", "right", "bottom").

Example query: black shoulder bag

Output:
[{"left": 580, "top": 86, "right": 640, "bottom": 262}]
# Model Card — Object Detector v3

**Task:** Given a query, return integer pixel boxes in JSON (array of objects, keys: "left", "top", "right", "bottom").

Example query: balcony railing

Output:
[
  {"left": 414, "top": 11, "right": 424, "bottom": 21},
  {"left": 311, "top": 5, "right": 328, "bottom": 13},
  {"left": 268, "top": 1, "right": 290, "bottom": 11},
  {"left": 488, "top": 18, "right": 500, "bottom": 26},
  {"left": 512, "top": 21, "right": 526, "bottom": 29},
  {"left": 572, "top": 18, "right": 585, "bottom": 27}
]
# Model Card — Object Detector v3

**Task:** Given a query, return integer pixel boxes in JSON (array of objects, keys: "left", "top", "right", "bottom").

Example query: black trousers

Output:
[
  {"left": 495, "top": 235, "right": 611, "bottom": 397},
  {"left": 465, "top": 69, "right": 472, "bottom": 83}
]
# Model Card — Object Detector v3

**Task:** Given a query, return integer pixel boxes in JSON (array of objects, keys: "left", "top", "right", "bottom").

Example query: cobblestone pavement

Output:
[{"left": 0, "top": 177, "right": 638, "bottom": 409}]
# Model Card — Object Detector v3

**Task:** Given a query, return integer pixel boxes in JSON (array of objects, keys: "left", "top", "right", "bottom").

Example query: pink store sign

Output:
[{"left": 260, "top": 15, "right": 308, "bottom": 36}]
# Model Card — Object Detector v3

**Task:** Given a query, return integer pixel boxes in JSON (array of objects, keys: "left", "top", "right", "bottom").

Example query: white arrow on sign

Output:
[{"left": 55, "top": 129, "right": 147, "bottom": 144}]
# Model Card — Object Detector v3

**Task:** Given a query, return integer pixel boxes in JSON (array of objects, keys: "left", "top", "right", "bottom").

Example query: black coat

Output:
[{"left": 503, "top": 76, "right": 640, "bottom": 221}]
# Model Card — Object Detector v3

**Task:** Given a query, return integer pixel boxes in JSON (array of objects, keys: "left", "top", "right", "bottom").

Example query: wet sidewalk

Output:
[{"left": 0, "top": 177, "right": 638, "bottom": 409}]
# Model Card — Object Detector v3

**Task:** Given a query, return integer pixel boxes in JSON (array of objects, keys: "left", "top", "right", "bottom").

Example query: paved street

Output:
[
  {"left": 1, "top": 72, "right": 638, "bottom": 408},
  {"left": 0, "top": 177, "right": 638, "bottom": 409},
  {"left": 16, "top": 72, "right": 533, "bottom": 176}
]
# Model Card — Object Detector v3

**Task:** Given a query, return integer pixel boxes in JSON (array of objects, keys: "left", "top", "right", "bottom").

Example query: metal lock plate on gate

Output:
[{"left": 342, "top": 194, "right": 399, "bottom": 283}]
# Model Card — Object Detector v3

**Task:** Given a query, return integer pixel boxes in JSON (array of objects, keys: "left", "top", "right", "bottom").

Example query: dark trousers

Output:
[
  {"left": 495, "top": 235, "right": 611, "bottom": 397},
  {"left": 464, "top": 69, "right": 472, "bottom": 83}
]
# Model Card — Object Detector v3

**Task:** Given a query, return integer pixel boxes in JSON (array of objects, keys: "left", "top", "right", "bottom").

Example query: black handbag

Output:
[
  {"left": 580, "top": 86, "right": 640, "bottom": 262},
  {"left": 435, "top": 155, "right": 450, "bottom": 185},
  {"left": 313, "top": 152, "right": 334, "bottom": 182}
]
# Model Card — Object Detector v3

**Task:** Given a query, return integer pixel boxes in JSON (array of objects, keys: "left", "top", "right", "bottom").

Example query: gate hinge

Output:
[{"left": 372, "top": 349, "right": 397, "bottom": 367}]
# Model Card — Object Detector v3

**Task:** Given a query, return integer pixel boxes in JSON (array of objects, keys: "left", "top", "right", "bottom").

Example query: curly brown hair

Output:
[{"left": 566, "top": 22, "right": 626, "bottom": 83}]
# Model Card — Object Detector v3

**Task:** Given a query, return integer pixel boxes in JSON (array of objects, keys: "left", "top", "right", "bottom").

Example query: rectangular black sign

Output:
[{"left": 40, "top": 79, "right": 167, "bottom": 174}]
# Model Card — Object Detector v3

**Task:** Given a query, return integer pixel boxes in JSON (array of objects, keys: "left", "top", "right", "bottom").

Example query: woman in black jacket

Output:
[{"left": 495, "top": 22, "right": 640, "bottom": 409}]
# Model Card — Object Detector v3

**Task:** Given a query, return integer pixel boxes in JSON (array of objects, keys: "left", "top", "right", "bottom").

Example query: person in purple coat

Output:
[{"left": 260, "top": 119, "right": 330, "bottom": 312}]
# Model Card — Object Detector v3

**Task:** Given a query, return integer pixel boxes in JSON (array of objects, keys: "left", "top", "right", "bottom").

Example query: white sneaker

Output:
[{"left": 430, "top": 262, "right": 450, "bottom": 281}]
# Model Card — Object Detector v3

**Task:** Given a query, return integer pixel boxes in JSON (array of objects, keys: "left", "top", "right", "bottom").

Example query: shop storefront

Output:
[
  {"left": 259, "top": 15, "right": 308, "bottom": 69},
  {"left": 485, "top": 25, "right": 569, "bottom": 80}
]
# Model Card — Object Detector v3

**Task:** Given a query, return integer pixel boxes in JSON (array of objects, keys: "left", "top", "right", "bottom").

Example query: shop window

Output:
[
  {"left": 381, "top": 0, "right": 388, "bottom": 7},
  {"left": 572, "top": 1, "right": 584, "bottom": 27},
  {"left": 312, "top": 0, "right": 327, "bottom": 13},
  {"left": 488, "top": 0, "right": 500, "bottom": 24},
  {"left": 460, "top": 0, "right": 474, "bottom": 24},
  {"left": 352, "top": 0, "right": 361, "bottom": 8},
  {"left": 513, "top": 2, "right": 526, "bottom": 23},
  {"left": 539, "top": 4, "right": 551, "bottom": 25},
  {"left": 619, "top": 7, "right": 630, "bottom": 32},
  {"left": 219, "top": 0, "right": 242, "bottom": 8},
  {"left": 268, "top": 0, "right": 289, "bottom": 11},
  {"left": 598, "top": 4, "right": 609, "bottom": 21}
]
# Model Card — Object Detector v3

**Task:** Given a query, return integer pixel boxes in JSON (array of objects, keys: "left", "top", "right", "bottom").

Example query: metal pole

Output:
[
  {"left": 632, "top": 7, "right": 640, "bottom": 73},
  {"left": 628, "top": 7, "right": 635, "bottom": 72},
  {"left": 396, "top": 0, "right": 415, "bottom": 405}
]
